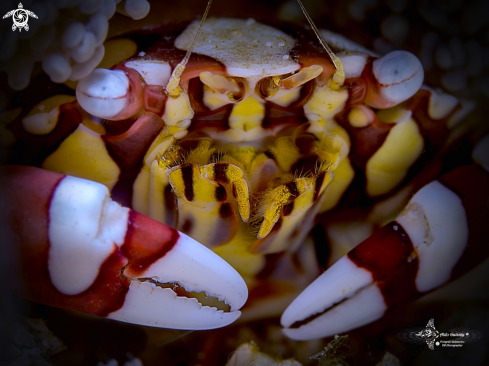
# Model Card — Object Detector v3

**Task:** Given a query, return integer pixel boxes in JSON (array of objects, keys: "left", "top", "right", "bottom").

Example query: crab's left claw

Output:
[
  {"left": 2, "top": 166, "right": 247, "bottom": 330},
  {"left": 282, "top": 162, "right": 489, "bottom": 340}
]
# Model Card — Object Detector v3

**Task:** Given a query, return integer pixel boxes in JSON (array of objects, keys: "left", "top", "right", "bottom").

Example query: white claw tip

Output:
[
  {"left": 76, "top": 68, "right": 129, "bottom": 119},
  {"left": 372, "top": 50, "right": 424, "bottom": 108}
]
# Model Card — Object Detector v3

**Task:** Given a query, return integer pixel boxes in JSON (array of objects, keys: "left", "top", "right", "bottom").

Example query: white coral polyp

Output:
[{"left": 2, "top": 0, "right": 150, "bottom": 90}]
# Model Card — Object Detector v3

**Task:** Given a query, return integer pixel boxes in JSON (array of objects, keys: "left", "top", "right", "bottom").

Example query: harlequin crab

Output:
[{"left": 2, "top": 1, "right": 489, "bottom": 357}]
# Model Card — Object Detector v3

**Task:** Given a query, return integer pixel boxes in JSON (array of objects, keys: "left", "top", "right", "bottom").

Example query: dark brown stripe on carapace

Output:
[
  {"left": 181, "top": 217, "right": 193, "bottom": 233},
  {"left": 181, "top": 164, "right": 194, "bottom": 202},
  {"left": 215, "top": 184, "right": 227, "bottom": 201},
  {"left": 285, "top": 181, "right": 300, "bottom": 200},
  {"left": 313, "top": 172, "right": 326, "bottom": 202},
  {"left": 283, "top": 201, "right": 294, "bottom": 216},
  {"left": 103, "top": 112, "right": 164, "bottom": 173},
  {"left": 213, "top": 163, "right": 229, "bottom": 183},
  {"left": 348, "top": 222, "right": 414, "bottom": 280},
  {"left": 281, "top": 181, "right": 300, "bottom": 216},
  {"left": 121, "top": 210, "right": 179, "bottom": 276},
  {"left": 219, "top": 202, "right": 233, "bottom": 219}
]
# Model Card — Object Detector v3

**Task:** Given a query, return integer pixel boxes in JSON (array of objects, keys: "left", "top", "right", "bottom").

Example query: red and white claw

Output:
[
  {"left": 281, "top": 161, "right": 489, "bottom": 340},
  {"left": 2, "top": 166, "right": 247, "bottom": 330}
]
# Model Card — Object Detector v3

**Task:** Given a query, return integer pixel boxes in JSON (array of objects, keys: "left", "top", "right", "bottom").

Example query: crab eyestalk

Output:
[{"left": 2, "top": 166, "right": 248, "bottom": 330}]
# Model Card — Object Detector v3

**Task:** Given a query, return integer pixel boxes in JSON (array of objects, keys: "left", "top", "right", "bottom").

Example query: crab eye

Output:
[{"left": 257, "top": 75, "right": 282, "bottom": 99}]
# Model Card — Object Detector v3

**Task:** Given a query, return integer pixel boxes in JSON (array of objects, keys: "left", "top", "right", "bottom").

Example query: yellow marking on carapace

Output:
[
  {"left": 304, "top": 84, "right": 348, "bottom": 121},
  {"left": 22, "top": 95, "right": 76, "bottom": 135},
  {"left": 366, "top": 117, "right": 424, "bottom": 197},
  {"left": 212, "top": 235, "right": 266, "bottom": 278},
  {"left": 185, "top": 139, "right": 214, "bottom": 166},
  {"left": 135, "top": 139, "right": 180, "bottom": 219},
  {"left": 162, "top": 87, "right": 194, "bottom": 126},
  {"left": 253, "top": 172, "right": 333, "bottom": 253},
  {"left": 132, "top": 165, "right": 150, "bottom": 216},
  {"left": 169, "top": 164, "right": 218, "bottom": 205},
  {"left": 81, "top": 112, "right": 106, "bottom": 135},
  {"left": 149, "top": 160, "right": 171, "bottom": 225},
  {"left": 268, "top": 136, "right": 301, "bottom": 172},
  {"left": 42, "top": 124, "right": 120, "bottom": 189},
  {"left": 348, "top": 105, "right": 373, "bottom": 128},
  {"left": 219, "top": 153, "right": 247, "bottom": 172},
  {"left": 100, "top": 39, "right": 138, "bottom": 69},
  {"left": 377, "top": 105, "right": 412, "bottom": 124},
  {"left": 266, "top": 86, "right": 301, "bottom": 107},
  {"left": 144, "top": 134, "right": 176, "bottom": 167},
  {"left": 314, "top": 118, "right": 351, "bottom": 171},
  {"left": 0, "top": 107, "right": 21, "bottom": 146},
  {"left": 169, "top": 163, "right": 241, "bottom": 247},
  {"left": 228, "top": 96, "right": 265, "bottom": 132},
  {"left": 319, "top": 157, "right": 354, "bottom": 212},
  {"left": 201, "top": 163, "right": 250, "bottom": 222}
]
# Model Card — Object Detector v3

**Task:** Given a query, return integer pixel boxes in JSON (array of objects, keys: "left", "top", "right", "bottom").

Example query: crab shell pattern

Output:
[{"left": 2, "top": 15, "right": 489, "bottom": 352}]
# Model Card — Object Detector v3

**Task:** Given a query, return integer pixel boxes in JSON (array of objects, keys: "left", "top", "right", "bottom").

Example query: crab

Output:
[{"left": 1, "top": 0, "right": 488, "bottom": 364}]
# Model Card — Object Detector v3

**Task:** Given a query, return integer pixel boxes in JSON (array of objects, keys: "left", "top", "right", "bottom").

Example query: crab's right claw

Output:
[
  {"left": 281, "top": 163, "right": 489, "bottom": 340},
  {"left": 2, "top": 165, "right": 248, "bottom": 330}
]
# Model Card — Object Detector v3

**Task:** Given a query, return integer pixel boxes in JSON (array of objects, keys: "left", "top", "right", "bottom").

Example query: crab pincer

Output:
[
  {"left": 281, "top": 159, "right": 489, "bottom": 340},
  {"left": 2, "top": 165, "right": 247, "bottom": 330}
]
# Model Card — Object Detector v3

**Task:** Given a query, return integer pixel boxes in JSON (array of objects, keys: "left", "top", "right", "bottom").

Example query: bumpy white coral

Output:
[{"left": 0, "top": 0, "right": 150, "bottom": 90}]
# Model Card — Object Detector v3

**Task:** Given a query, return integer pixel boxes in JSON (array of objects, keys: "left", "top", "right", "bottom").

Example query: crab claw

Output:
[
  {"left": 2, "top": 166, "right": 247, "bottom": 330},
  {"left": 282, "top": 163, "right": 489, "bottom": 340}
]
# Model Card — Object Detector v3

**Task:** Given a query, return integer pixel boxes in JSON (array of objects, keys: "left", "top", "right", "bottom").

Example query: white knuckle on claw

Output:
[
  {"left": 366, "top": 50, "right": 424, "bottom": 108},
  {"left": 76, "top": 67, "right": 143, "bottom": 119},
  {"left": 2, "top": 166, "right": 247, "bottom": 330}
]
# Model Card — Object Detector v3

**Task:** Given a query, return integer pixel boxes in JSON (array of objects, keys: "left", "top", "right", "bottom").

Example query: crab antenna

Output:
[
  {"left": 296, "top": 0, "right": 345, "bottom": 87},
  {"left": 165, "top": 0, "right": 213, "bottom": 97}
]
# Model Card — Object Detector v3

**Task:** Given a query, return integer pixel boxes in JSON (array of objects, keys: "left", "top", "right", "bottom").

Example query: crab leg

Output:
[
  {"left": 2, "top": 165, "right": 247, "bottom": 330},
  {"left": 281, "top": 162, "right": 489, "bottom": 340}
]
